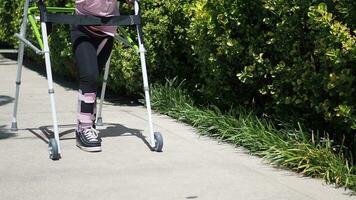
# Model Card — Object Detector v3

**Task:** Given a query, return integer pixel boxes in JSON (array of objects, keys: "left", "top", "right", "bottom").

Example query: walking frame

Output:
[{"left": 11, "top": 0, "right": 163, "bottom": 160}]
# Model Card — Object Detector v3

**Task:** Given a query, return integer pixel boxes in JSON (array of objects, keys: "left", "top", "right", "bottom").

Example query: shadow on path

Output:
[
  {"left": 0, "top": 96, "right": 15, "bottom": 139},
  {"left": 0, "top": 125, "right": 16, "bottom": 140},
  {"left": 27, "top": 123, "right": 154, "bottom": 151},
  {"left": 0, "top": 95, "right": 14, "bottom": 107}
]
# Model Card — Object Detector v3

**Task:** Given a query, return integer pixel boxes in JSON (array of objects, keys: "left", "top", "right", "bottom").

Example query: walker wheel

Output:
[
  {"left": 153, "top": 132, "right": 163, "bottom": 152},
  {"left": 48, "top": 138, "right": 61, "bottom": 160}
]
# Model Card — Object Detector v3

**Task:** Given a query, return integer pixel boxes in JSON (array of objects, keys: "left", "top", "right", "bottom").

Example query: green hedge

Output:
[
  {"left": 0, "top": 0, "right": 23, "bottom": 46},
  {"left": 151, "top": 79, "right": 356, "bottom": 191},
  {"left": 0, "top": 0, "right": 354, "bottom": 153}
]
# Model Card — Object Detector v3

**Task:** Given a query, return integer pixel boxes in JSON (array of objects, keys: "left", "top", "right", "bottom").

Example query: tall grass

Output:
[{"left": 151, "top": 79, "right": 356, "bottom": 191}]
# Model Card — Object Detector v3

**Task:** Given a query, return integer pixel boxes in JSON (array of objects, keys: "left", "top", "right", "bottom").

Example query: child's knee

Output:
[{"left": 81, "top": 70, "right": 99, "bottom": 90}]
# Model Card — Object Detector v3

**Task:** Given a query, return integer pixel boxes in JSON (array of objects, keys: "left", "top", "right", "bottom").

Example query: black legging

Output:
[{"left": 71, "top": 26, "right": 114, "bottom": 113}]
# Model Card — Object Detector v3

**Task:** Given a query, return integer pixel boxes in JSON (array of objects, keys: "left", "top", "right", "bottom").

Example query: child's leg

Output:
[
  {"left": 71, "top": 28, "right": 100, "bottom": 131},
  {"left": 71, "top": 27, "right": 107, "bottom": 152}
]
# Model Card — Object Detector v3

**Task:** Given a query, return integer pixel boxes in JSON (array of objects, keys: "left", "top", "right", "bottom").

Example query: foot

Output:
[{"left": 76, "top": 127, "right": 102, "bottom": 152}]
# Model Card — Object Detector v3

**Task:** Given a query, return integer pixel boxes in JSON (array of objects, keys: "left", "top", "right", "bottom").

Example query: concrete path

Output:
[{"left": 0, "top": 54, "right": 355, "bottom": 200}]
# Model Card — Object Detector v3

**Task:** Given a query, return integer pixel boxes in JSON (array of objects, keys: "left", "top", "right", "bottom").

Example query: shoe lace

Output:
[{"left": 83, "top": 127, "right": 99, "bottom": 142}]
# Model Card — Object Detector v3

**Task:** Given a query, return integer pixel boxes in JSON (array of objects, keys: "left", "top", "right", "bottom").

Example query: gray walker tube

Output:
[
  {"left": 11, "top": 0, "right": 30, "bottom": 131},
  {"left": 96, "top": 54, "right": 111, "bottom": 127}
]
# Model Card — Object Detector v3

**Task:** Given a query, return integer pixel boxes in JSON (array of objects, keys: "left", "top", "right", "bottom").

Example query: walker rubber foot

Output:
[
  {"left": 11, "top": 122, "right": 18, "bottom": 131},
  {"left": 96, "top": 117, "right": 103, "bottom": 126}
]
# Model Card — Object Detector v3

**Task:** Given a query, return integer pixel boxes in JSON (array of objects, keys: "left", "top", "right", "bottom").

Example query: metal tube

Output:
[
  {"left": 135, "top": 1, "right": 156, "bottom": 147},
  {"left": 97, "top": 54, "right": 112, "bottom": 126},
  {"left": 11, "top": 0, "right": 31, "bottom": 131},
  {"left": 138, "top": 44, "right": 155, "bottom": 147},
  {"left": 0, "top": 49, "right": 18, "bottom": 53},
  {"left": 41, "top": 22, "right": 61, "bottom": 154},
  {"left": 14, "top": 33, "right": 43, "bottom": 54}
]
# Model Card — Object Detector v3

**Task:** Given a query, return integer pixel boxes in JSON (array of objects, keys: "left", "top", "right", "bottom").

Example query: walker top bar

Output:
[
  {"left": 25, "top": 0, "right": 142, "bottom": 50},
  {"left": 36, "top": 0, "right": 141, "bottom": 26}
]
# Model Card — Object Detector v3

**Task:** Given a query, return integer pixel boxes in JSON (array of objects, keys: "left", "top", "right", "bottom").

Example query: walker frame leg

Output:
[
  {"left": 97, "top": 54, "right": 112, "bottom": 126},
  {"left": 11, "top": 0, "right": 31, "bottom": 131},
  {"left": 40, "top": 22, "right": 61, "bottom": 157},
  {"left": 134, "top": 1, "right": 163, "bottom": 150}
]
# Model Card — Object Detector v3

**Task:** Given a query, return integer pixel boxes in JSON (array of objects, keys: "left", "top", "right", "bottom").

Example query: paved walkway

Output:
[{"left": 0, "top": 54, "right": 355, "bottom": 200}]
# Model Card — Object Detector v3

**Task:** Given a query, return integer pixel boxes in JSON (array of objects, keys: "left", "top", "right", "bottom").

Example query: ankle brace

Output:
[{"left": 77, "top": 90, "right": 96, "bottom": 130}]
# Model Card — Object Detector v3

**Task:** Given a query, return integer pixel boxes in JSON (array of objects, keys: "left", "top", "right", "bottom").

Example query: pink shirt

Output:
[{"left": 75, "top": 0, "right": 119, "bottom": 36}]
